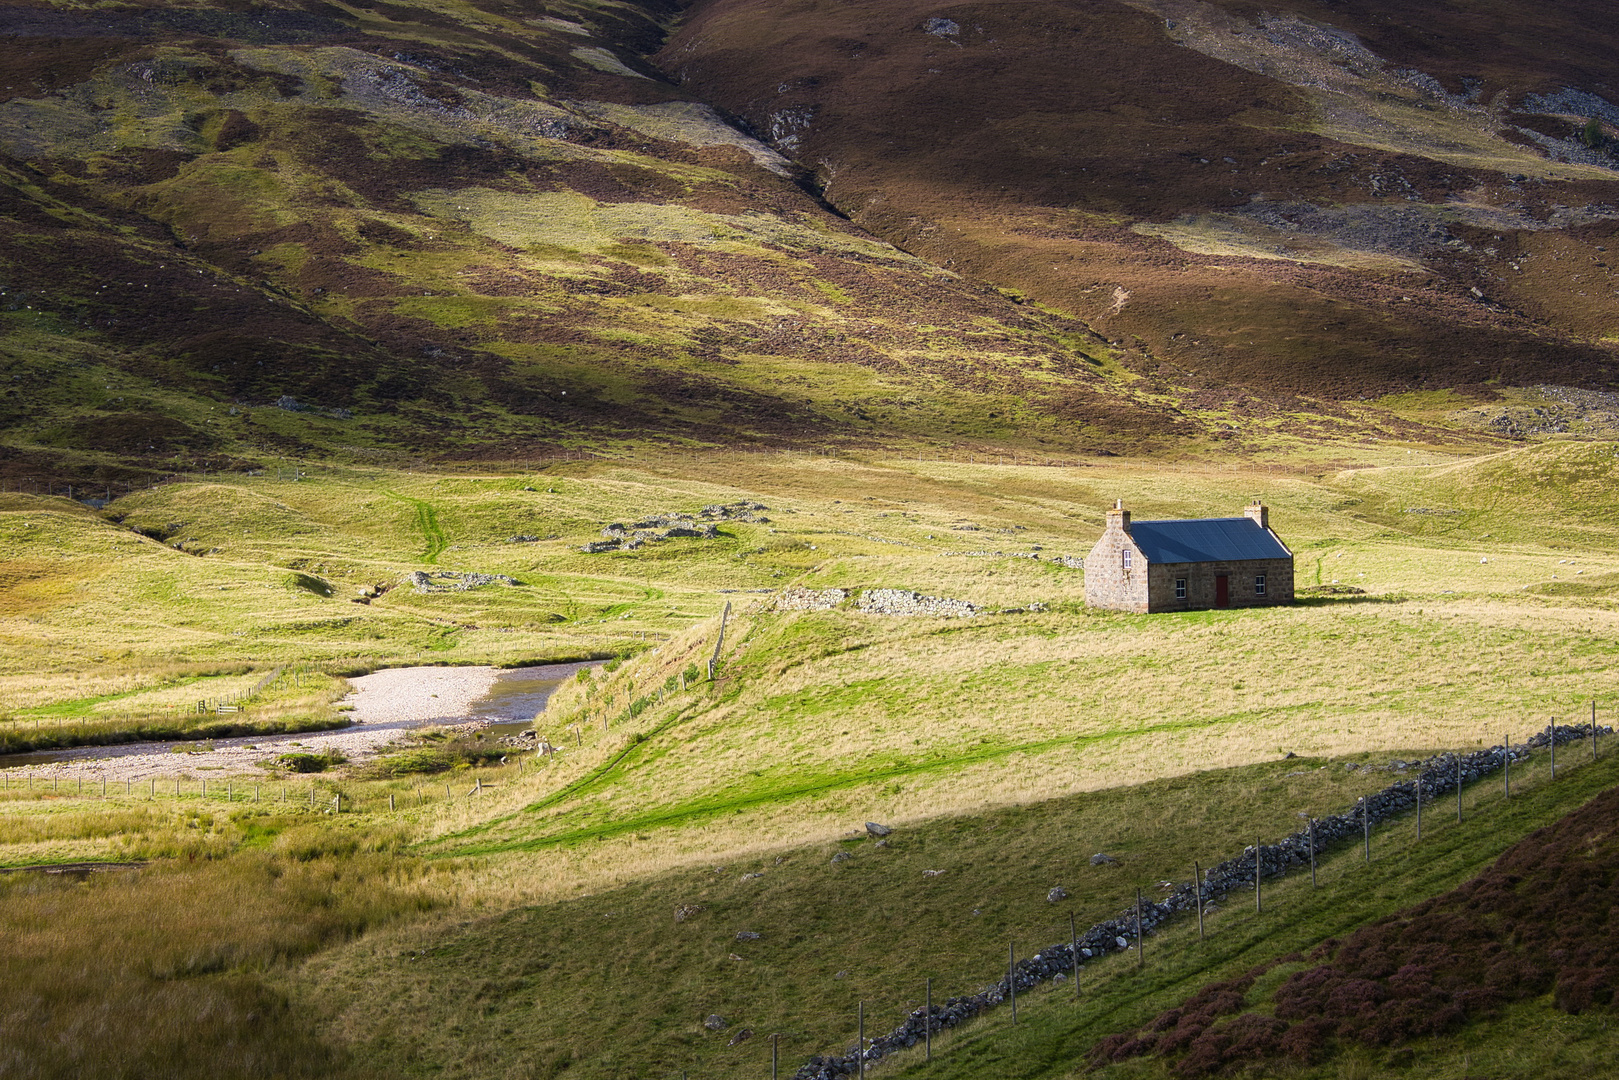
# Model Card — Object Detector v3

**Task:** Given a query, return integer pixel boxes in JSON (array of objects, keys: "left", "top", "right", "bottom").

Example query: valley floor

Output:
[{"left": 2, "top": 442, "right": 1618, "bottom": 1078}]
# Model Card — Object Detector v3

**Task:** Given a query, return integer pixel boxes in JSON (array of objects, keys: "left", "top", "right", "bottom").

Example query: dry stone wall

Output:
[
  {"left": 856, "top": 589, "right": 979, "bottom": 617},
  {"left": 793, "top": 724, "right": 1610, "bottom": 1079},
  {"left": 774, "top": 587, "right": 848, "bottom": 612}
]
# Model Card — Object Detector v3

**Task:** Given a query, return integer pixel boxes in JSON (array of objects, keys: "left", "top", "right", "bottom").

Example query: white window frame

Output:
[
  {"left": 1175, "top": 577, "right": 1187, "bottom": 600},
  {"left": 1255, "top": 574, "right": 1267, "bottom": 596},
  {"left": 1122, "top": 548, "right": 1132, "bottom": 570}
]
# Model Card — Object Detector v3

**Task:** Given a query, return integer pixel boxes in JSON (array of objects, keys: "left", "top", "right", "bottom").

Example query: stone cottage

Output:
[{"left": 1084, "top": 501, "right": 1294, "bottom": 613}]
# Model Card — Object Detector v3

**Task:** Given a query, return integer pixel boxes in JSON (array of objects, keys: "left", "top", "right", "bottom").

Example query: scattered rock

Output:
[
  {"left": 736, "top": 930, "right": 761, "bottom": 941},
  {"left": 1047, "top": 886, "right": 1069, "bottom": 903},
  {"left": 865, "top": 822, "right": 892, "bottom": 838},
  {"left": 1090, "top": 853, "right": 1118, "bottom": 866},
  {"left": 740, "top": 872, "right": 764, "bottom": 880},
  {"left": 830, "top": 851, "right": 852, "bottom": 864},
  {"left": 675, "top": 904, "right": 702, "bottom": 922},
  {"left": 704, "top": 1014, "right": 727, "bottom": 1031},
  {"left": 922, "top": 869, "right": 944, "bottom": 877},
  {"left": 874, "top": 839, "right": 889, "bottom": 849},
  {"left": 728, "top": 1028, "right": 754, "bottom": 1047},
  {"left": 923, "top": 16, "right": 959, "bottom": 36}
]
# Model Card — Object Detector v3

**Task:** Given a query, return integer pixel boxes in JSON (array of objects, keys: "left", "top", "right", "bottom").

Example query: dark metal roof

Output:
[{"left": 1128, "top": 517, "right": 1290, "bottom": 564}]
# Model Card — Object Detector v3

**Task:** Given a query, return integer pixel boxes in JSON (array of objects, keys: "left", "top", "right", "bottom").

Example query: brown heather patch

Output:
[
  {"left": 1091, "top": 782, "right": 1619, "bottom": 1074},
  {"left": 661, "top": 0, "right": 1619, "bottom": 399}
]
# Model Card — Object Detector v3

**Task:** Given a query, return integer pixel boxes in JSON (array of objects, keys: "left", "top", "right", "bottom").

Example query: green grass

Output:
[
  {"left": 0, "top": 443, "right": 1617, "bottom": 1077},
  {"left": 383, "top": 489, "right": 449, "bottom": 564},
  {"left": 279, "top": 733, "right": 1618, "bottom": 1080}
]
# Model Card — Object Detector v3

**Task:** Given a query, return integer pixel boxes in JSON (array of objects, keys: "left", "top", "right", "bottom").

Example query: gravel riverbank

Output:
[{"left": 0, "top": 666, "right": 502, "bottom": 783}]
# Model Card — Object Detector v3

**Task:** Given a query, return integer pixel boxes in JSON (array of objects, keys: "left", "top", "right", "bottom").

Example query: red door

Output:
[{"left": 1215, "top": 575, "right": 1229, "bottom": 608}]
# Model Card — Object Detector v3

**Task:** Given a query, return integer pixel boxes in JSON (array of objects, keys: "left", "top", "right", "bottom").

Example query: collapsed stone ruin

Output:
[
  {"left": 405, "top": 570, "right": 519, "bottom": 593},
  {"left": 581, "top": 502, "right": 769, "bottom": 553}
]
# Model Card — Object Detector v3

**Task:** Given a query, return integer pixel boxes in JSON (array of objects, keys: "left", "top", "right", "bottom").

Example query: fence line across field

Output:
[{"left": 794, "top": 716, "right": 1608, "bottom": 1080}]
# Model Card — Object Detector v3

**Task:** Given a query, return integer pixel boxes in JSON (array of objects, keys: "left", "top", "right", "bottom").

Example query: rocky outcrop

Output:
[{"left": 792, "top": 724, "right": 1611, "bottom": 1079}]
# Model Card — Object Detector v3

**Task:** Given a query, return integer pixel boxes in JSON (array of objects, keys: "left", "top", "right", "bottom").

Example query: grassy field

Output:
[{"left": 1, "top": 440, "right": 1618, "bottom": 1077}]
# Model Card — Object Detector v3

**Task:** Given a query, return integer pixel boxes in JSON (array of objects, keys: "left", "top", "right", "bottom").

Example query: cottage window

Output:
[
  {"left": 1122, "top": 548, "right": 1132, "bottom": 570},
  {"left": 1175, "top": 578, "right": 1187, "bottom": 600},
  {"left": 1255, "top": 574, "right": 1267, "bottom": 596}
]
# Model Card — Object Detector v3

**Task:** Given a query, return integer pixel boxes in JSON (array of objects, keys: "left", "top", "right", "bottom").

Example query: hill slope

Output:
[
  {"left": 658, "top": 0, "right": 1619, "bottom": 396},
  {"left": 2, "top": 0, "right": 1224, "bottom": 483}
]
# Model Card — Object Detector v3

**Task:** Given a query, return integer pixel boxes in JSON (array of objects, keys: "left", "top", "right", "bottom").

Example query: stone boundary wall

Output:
[
  {"left": 774, "top": 587, "right": 848, "bottom": 612},
  {"left": 793, "top": 723, "right": 1611, "bottom": 1079},
  {"left": 770, "top": 588, "right": 980, "bottom": 617},
  {"left": 855, "top": 589, "right": 979, "bottom": 618}
]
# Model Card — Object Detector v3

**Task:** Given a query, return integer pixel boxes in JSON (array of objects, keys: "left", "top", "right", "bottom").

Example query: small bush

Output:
[{"left": 277, "top": 750, "right": 347, "bottom": 773}]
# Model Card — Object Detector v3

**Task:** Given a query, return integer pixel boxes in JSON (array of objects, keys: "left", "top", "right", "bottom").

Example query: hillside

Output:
[
  {"left": 6, "top": 0, "right": 1619, "bottom": 486},
  {"left": 659, "top": 0, "right": 1619, "bottom": 397},
  {"left": 0, "top": 0, "right": 1216, "bottom": 489},
  {"left": 5, "top": 5, "right": 1619, "bottom": 1079}
]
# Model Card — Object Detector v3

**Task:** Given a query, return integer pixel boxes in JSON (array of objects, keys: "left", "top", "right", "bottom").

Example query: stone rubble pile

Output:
[
  {"left": 582, "top": 502, "right": 769, "bottom": 553},
  {"left": 774, "top": 587, "right": 848, "bottom": 612},
  {"left": 792, "top": 723, "right": 1610, "bottom": 1079},
  {"left": 855, "top": 589, "right": 979, "bottom": 618},
  {"left": 405, "top": 571, "right": 519, "bottom": 593}
]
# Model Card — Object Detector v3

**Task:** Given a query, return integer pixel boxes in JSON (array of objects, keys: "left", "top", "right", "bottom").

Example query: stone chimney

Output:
[
  {"left": 1243, "top": 500, "right": 1268, "bottom": 530},
  {"left": 1107, "top": 499, "right": 1131, "bottom": 533}
]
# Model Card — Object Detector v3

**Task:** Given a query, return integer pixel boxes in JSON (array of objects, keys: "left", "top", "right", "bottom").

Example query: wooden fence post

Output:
[
  {"left": 1135, "top": 889, "right": 1144, "bottom": 969},
  {"left": 1550, "top": 720, "right": 1556, "bottom": 779},
  {"left": 1068, "top": 919, "right": 1081, "bottom": 1003},
  {"left": 1009, "top": 939, "right": 1018, "bottom": 1023},
  {"left": 1309, "top": 820, "right": 1316, "bottom": 887},
  {"left": 1255, "top": 838, "right": 1262, "bottom": 913},
  {"left": 857, "top": 1001, "right": 865, "bottom": 1080},
  {"left": 926, "top": 977, "right": 933, "bottom": 1058},
  {"left": 1194, "top": 861, "right": 1205, "bottom": 937},
  {"left": 1457, "top": 755, "right": 1463, "bottom": 823},
  {"left": 1415, "top": 775, "right": 1422, "bottom": 841},
  {"left": 1361, "top": 797, "right": 1369, "bottom": 862},
  {"left": 1504, "top": 736, "right": 1510, "bottom": 799}
]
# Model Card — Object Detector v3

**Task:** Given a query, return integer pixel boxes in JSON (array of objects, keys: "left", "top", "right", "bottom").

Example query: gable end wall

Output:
[{"left": 1084, "top": 528, "right": 1149, "bottom": 613}]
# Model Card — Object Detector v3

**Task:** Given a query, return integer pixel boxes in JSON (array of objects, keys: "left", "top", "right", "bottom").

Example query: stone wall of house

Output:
[
  {"left": 1145, "top": 557, "right": 1294, "bottom": 611},
  {"left": 1083, "top": 514, "right": 1149, "bottom": 612}
]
